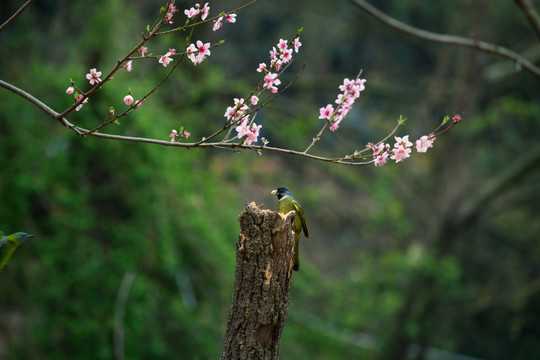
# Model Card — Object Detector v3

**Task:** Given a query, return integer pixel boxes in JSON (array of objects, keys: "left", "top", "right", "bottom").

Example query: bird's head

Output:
[
  {"left": 10, "top": 232, "right": 34, "bottom": 244},
  {"left": 271, "top": 187, "right": 295, "bottom": 201}
]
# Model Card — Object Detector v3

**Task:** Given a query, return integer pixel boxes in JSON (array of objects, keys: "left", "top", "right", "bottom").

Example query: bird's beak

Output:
[{"left": 271, "top": 189, "right": 277, "bottom": 195}]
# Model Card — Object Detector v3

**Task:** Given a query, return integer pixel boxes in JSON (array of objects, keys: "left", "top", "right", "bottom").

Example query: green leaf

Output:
[
  {"left": 397, "top": 114, "right": 407, "bottom": 125},
  {"left": 442, "top": 115, "right": 450, "bottom": 125}
]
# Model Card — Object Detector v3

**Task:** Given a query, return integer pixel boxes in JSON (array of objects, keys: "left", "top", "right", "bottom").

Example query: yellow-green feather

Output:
[{"left": 277, "top": 196, "right": 308, "bottom": 271}]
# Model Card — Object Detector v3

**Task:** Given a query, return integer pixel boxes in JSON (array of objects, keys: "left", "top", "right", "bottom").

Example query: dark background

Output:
[{"left": 1, "top": 0, "right": 539, "bottom": 359}]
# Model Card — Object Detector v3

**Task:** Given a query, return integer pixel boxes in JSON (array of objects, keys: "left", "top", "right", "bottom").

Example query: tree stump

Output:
[{"left": 221, "top": 202, "right": 296, "bottom": 360}]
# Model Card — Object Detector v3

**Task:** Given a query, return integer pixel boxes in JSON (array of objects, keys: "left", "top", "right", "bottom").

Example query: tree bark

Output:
[{"left": 221, "top": 202, "right": 296, "bottom": 360}]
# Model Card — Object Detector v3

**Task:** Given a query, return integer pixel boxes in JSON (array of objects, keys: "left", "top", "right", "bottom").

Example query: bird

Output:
[
  {"left": 0, "top": 232, "right": 34, "bottom": 271},
  {"left": 271, "top": 187, "right": 308, "bottom": 271}
]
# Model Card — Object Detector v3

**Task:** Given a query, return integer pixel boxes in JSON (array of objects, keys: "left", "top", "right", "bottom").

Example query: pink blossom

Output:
[
  {"left": 250, "top": 96, "right": 259, "bottom": 105},
  {"left": 270, "top": 58, "right": 282, "bottom": 71},
  {"left": 257, "top": 63, "right": 267, "bottom": 72},
  {"left": 415, "top": 135, "right": 433, "bottom": 153},
  {"left": 235, "top": 119, "right": 251, "bottom": 138},
  {"left": 269, "top": 47, "right": 278, "bottom": 60},
  {"left": 225, "top": 98, "right": 249, "bottom": 120},
  {"left": 159, "top": 52, "right": 174, "bottom": 67},
  {"left": 75, "top": 94, "right": 88, "bottom": 111},
  {"left": 139, "top": 46, "right": 148, "bottom": 57},
  {"left": 293, "top": 38, "right": 302, "bottom": 53},
  {"left": 183, "top": 131, "right": 191, "bottom": 139},
  {"left": 339, "top": 78, "right": 356, "bottom": 93},
  {"left": 233, "top": 98, "right": 249, "bottom": 111},
  {"left": 280, "top": 48, "right": 293, "bottom": 63},
  {"left": 372, "top": 143, "right": 386, "bottom": 155},
  {"left": 124, "top": 95, "right": 134, "bottom": 106},
  {"left": 390, "top": 145, "right": 412, "bottom": 163},
  {"left": 374, "top": 152, "right": 389, "bottom": 167},
  {"left": 134, "top": 100, "right": 143, "bottom": 108},
  {"left": 319, "top": 104, "right": 334, "bottom": 120},
  {"left": 168, "top": 48, "right": 176, "bottom": 55},
  {"left": 263, "top": 72, "right": 281, "bottom": 93},
  {"left": 184, "top": 7, "right": 199, "bottom": 19},
  {"left": 224, "top": 106, "right": 238, "bottom": 120},
  {"left": 225, "top": 13, "right": 236, "bottom": 23},
  {"left": 170, "top": 129, "right": 178, "bottom": 142},
  {"left": 187, "top": 41, "right": 211, "bottom": 65},
  {"left": 321, "top": 75, "right": 366, "bottom": 132},
  {"left": 200, "top": 2, "right": 210, "bottom": 20},
  {"left": 123, "top": 60, "right": 133, "bottom": 72},
  {"left": 453, "top": 114, "right": 461, "bottom": 123},
  {"left": 212, "top": 16, "right": 223, "bottom": 31},
  {"left": 277, "top": 39, "right": 288, "bottom": 51},
  {"left": 245, "top": 123, "right": 262, "bottom": 145},
  {"left": 335, "top": 94, "right": 345, "bottom": 105},
  {"left": 109, "top": 109, "right": 115, "bottom": 116},
  {"left": 330, "top": 122, "right": 340, "bottom": 132},
  {"left": 356, "top": 78, "right": 366, "bottom": 92},
  {"left": 196, "top": 41, "right": 211, "bottom": 58},
  {"left": 167, "top": 1, "right": 177, "bottom": 22},
  {"left": 86, "top": 68, "right": 102, "bottom": 85},
  {"left": 66, "top": 86, "right": 74, "bottom": 94},
  {"left": 394, "top": 135, "right": 413, "bottom": 148}
]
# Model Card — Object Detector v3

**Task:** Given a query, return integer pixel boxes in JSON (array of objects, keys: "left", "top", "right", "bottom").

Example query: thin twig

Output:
[
  {"left": 82, "top": 40, "right": 225, "bottom": 136},
  {"left": 304, "top": 70, "right": 364, "bottom": 154},
  {"left": 514, "top": 0, "right": 540, "bottom": 42},
  {"left": 0, "top": 0, "right": 35, "bottom": 32},
  {"left": 155, "top": 0, "right": 260, "bottom": 36},
  {"left": 56, "top": 8, "right": 170, "bottom": 119},
  {"left": 1, "top": 77, "right": 444, "bottom": 167},
  {"left": 194, "top": 62, "right": 305, "bottom": 146},
  {"left": 349, "top": 0, "right": 540, "bottom": 79}
]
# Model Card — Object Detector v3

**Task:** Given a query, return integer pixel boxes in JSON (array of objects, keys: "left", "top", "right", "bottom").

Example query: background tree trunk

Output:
[{"left": 221, "top": 202, "right": 296, "bottom": 360}]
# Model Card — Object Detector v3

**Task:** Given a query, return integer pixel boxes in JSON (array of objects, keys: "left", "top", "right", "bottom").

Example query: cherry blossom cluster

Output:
[
  {"left": 65, "top": 68, "right": 103, "bottom": 111},
  {"left": 223, "top": 97, "right": 262, "bottom": 145},
  {"left": 257, "top": 37, "right": 301, "bottom": 93},
  {"left": 184, "top": 2, "right": 209, "bottom": 20},
  {"left": 159, "top": 3, "right": 237, "bottom": 67},
  {"left": 367, "top": 134, "right": 434, "bottom": 167},
  {"left": 319, "top": 77, "right": 366, "bottom": 132},
  {"left": 165, "top": 1, "right": 178, "bottom": 23},
  {"left": 236, "top": 117, "right": 262, "bottom": 146},
  {"left": 367, "top": 113, "right": 461, "bottom": 167},
  {"left": 64, "top": 1, "right": 239, "bottom": 123},
  {"left": 221, "top": 36, "right": 302, "bottom": 146}
]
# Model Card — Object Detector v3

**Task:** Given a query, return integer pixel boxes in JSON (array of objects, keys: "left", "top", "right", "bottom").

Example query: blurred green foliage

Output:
[{"left": 1, "top": 0, "right": 540, "bottom": 359}]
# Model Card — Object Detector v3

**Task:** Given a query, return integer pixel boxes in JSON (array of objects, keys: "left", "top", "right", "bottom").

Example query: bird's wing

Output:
[{"left": 292, "top": 202, "right": 309, "bottom": 238}]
